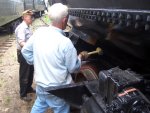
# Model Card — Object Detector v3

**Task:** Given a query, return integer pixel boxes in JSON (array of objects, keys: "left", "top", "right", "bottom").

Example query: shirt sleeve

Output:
[
  {"left": 16, "top": 27, "right": 26, "bottom": 44},
  {"left": 21, "top": 34, "right": 34, "bottom": 65},
  {"left": 64, "top": 39, "right": 81, "bottom": 73}
]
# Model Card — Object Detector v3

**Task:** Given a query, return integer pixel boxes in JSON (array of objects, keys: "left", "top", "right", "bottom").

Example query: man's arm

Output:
[
  {"left": 16, "top": 27, "right": 26, "bottom": 48},
  {"left": 21, "top": 35, "right": 34, "bottom": 65},
  {"left": 64, "top": 39, "right": 82, "bottom": 73}
]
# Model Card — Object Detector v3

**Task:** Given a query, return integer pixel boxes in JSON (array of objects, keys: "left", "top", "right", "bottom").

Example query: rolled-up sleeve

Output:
[
  {"left": 21, "top": 35, "right": 34, "bottom": 65},
  {"left": 64, "top": 39, "right": 81, "bottom": 73}
]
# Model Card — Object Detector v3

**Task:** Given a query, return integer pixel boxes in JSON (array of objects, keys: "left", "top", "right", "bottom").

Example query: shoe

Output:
[
  {"left": 27, "top": 87, "right": 36, "bottom": 93},
  {"left": 20, "top": 95, "right": 32, "bottom": 102}
]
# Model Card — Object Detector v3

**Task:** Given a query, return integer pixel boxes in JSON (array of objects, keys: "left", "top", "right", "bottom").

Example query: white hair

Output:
[{"left": 48, "top": 3, "right": 68, "bottom": 23}]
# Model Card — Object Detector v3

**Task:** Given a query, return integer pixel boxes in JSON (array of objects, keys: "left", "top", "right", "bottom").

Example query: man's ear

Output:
[
  {"left": 62, "top": 17, "right": 68, "bottom": 29},
  {"left": 62, "top": 17, "right": 67, "bottom": 24}
]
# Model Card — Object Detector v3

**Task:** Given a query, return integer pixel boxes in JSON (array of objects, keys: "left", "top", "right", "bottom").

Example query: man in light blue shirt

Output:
[{"left": 21, "top": 3, "right": 89, "bottom": 113}]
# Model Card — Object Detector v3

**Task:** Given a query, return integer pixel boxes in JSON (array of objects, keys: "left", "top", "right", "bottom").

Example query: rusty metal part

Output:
[{"left": 74, "top": 62, "right": 99, "bottom": 82}]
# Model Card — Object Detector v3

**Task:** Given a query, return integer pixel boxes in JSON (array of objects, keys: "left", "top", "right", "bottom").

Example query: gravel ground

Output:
[{"left": 0, "top": 18, "right": 52, "bottom": 113}]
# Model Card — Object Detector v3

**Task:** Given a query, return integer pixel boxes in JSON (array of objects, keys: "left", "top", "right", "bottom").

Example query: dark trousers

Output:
[{"left": 17, "top": 50, "right": 34, "bottom": 97}]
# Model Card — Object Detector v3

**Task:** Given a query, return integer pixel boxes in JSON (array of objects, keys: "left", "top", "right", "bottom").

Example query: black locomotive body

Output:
[{"left": 49, "top": 0, "right": 150, "bottom": 113}]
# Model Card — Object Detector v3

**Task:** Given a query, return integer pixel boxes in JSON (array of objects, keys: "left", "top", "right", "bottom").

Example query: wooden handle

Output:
[{"left": 88, "top": 47, "right": 102, "bottom": 55}]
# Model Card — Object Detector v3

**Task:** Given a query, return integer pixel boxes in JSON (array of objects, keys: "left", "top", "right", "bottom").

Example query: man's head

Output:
[
  {"left": 22, "top": 10, "right": 34, "bottom": 25},
  {"left": 48, "top": 3, "right": 69, "bottom": 30}
]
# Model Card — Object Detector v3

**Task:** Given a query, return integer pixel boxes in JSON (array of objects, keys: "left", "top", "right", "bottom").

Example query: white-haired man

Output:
[{"left": 21, "top": 3, "right": 89, "bottom": 113}]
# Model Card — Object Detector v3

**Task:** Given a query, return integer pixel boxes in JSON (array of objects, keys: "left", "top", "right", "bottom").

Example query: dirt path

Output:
[{"left": 0, "top": 18, "right": 52, "bottom": 113}]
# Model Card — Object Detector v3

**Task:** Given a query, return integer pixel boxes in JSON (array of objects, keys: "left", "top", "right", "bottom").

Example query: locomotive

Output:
[
  {"left": 0, "top": 0, "right": 46, "bottom": 33},
  {"left": 47, "top": 0, "right": 150, "bottom": 113}
]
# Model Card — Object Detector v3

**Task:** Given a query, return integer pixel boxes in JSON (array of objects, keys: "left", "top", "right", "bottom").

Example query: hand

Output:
[
  {"left": 79, "top": 51, "right": 89, "bottom": 60},
  {"left": 19, "top": 41, "right": 26, "bottom": 48}
]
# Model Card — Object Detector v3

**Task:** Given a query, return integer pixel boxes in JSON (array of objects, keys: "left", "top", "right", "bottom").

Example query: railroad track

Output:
[{"left": 0, "top": 34, "right": 15, "bottom": 57}]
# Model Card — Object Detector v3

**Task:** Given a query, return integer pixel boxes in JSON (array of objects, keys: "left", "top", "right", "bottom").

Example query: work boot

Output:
[{"left": 20, "top": 95, "right": 32, "bottom": 102}]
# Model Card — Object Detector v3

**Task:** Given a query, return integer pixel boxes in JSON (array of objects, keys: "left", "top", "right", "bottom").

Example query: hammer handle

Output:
[{"left": 88, "top": 51, "right": 99, "bottom": 55}]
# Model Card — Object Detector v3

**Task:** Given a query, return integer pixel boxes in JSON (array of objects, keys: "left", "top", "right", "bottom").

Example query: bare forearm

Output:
[{"left": 78, "top": 54, "right": 82, "bottom": 60}]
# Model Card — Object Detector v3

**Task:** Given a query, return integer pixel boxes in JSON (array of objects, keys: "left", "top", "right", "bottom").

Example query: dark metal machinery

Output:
[
  {"left": 47, "top": 0, "right": 150, "bottom": 113},
  {"left": 47, "top": 67, "right": 150, "bottom": 113}
]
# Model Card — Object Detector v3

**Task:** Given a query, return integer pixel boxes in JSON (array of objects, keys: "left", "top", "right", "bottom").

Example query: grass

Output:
[
  {"left": 11, "top": 54, "right": 17, "bottom": 62},
  {"left": 0, "top": 78, "right": 6, "bottom": 88},
  {"left": 0, "top": 58, "right": 2, "bottom": 64},
  {"left": 4, "top": 96, "right": 11, "bottom": 106}
]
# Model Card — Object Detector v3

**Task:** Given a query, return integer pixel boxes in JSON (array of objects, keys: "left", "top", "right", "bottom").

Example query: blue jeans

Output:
[{"left": 31, "top": 85, "right": 70, "bottom": 113}]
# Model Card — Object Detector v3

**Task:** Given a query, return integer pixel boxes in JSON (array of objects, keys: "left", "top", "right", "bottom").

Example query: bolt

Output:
[
  {"left": 119, "top": 13, "right": 123, "bottom": 19},
  {"left": 98, "top": 17, "right": 101, "bottom": 21},
  {"left": 126, "top": 21, "right": 131, "bottom": 27},
  {"left": 106, "top": 12, "right": 110, "bottom": 17},
  {"left": 135, "top": 23, "right": 139, "bottom": 29},
  {"left": 101, "top": 12, "right": 105, "bottom": 16},
  {"left": 97, "top": 11, "right": 100, "bottom": 15},
  {"left": 147, "top": 16, "right": 150, "bottom": 22},
  {"left": 135, "top": 15, "right": 141, "bottom": 21},
  {"left": 119, "top": 20, "right": 123, "bottom": 25},
  {"left": 112, "top": 13, "right": 116, "bottom": 18},
  {"left": 145, "top": 24, "right": 150, "bottom": 31},
  {"left": 127, "top": 14, "right": 132, "bottom": 20},
  {"left": 107, "top": 18, "right": 111, "bottom": 23},
  {"left": 103, "top": 18, "right": 105, "bottom": 22},
  {"left": 93, "top": 11, "right": 96, "bottom": 15}
]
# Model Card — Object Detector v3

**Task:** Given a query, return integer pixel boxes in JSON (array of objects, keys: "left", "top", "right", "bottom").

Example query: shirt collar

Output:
[
  {"left": 49, "top": 25, "right": 66, "bottom": 36},
  {"left": 22, "top": 21, "right": 29, "bottom": 29}
]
